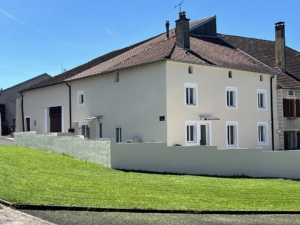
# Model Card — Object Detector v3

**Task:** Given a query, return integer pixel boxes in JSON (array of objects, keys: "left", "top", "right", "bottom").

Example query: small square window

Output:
[
  {"left": 115, "top": 72, "right": 119, "bottom": 82},
  {"left": 257, "top": 89, "right": 267, "bottom": 110},
  {"left": 185, "top": 83, "right": 198, "bottom": 106},
  {"left": 228, "top": 71, "right": 232, "bottom": 78},
  {"left": 188, "top": 66, "right": 193, "bottom": 74},
  {"left": 258, "top": 122, "right": 268, "bottom": 145},
  {"left": 288, "top": 90, "right": 294, "bottom": 96},
  {"left": 77, "top": 90, "right": 85, "bottom": 107},
  {"left": 79, "top": 94, "right": 84, "bottom": 104},
  {"left": 226, "top": 87, "right": 237, "bottom": 108}
]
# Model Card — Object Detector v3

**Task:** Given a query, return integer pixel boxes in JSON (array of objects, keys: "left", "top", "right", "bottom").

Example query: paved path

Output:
[
  {"left": 0, "top": 205, "right": 56, "bottom": 225},
  {"left": 0, "top": 136, "right": 13, "bottom": 146},
  {"left": 22, "top": 210, "right": 300, "bottom": 225}
]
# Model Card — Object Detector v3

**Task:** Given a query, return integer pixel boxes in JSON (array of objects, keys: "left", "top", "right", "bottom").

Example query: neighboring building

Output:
[
  {"left": 17, "top": 13, "right": 299, "bottom": 150},
  {"left": 0, "top": 73, "right": 51, "bottom": 135}
]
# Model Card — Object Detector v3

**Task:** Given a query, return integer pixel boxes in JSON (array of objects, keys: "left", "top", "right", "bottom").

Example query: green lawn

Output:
[{"left": 1, "top": 145, "right": 300, "bottom": 210}]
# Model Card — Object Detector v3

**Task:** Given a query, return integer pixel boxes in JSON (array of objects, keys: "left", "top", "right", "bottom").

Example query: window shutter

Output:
[
  {"left": 283, "top": 99, "right": 288, "bottom": 117},
  {"left": 296, "top": 99, "right": 300, "bottom": 117},
  {"left": 297, "top": 132, "right": 300, "bottom": 149}
]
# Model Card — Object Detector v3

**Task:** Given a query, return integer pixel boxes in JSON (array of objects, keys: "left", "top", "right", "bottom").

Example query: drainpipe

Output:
[
  {"left": 270, "top": 75, "right": 275, "bottom": 151},
  {"left": 65, "top": 82, "right": 74, "bottom": 132},
  {"left": 20, "top": 91, "right": 25, "bottom": 132}
]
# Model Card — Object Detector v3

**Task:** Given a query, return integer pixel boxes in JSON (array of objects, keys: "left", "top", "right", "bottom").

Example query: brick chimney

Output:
[
  {"left": 275, "top": 22, "right": 286, "bottom": 72},
  {"left": 175, "top": 12, "right": 190, "bottom": 49}
]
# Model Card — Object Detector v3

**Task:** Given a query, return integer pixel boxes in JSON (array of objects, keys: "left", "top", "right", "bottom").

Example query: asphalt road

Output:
[
  {"left": 22, "top": 210, "right": 300, "bottom": 225},
  {"left": 0, "top": 136, "right": 13, "bottom": 146}
]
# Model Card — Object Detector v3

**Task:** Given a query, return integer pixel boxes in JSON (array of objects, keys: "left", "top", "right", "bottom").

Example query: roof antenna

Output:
[
  {"left": 61, "top": 63, "right": 66, "bottom": 73},
  {"left": 175, "top": 0, "right": 185, "bottom": 13}
]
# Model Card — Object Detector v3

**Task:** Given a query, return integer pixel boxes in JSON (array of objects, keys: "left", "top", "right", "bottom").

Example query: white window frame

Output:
[
  {"left": 199, "top": 121, "right": 211, "bottom": 146},
  {"left": 257, "top": 122, "right": 268, "bottom": 145},
  {"left": 186, "top": 123, "right": 197, "bottom": 144},
  {"left": 185, "top": 83, "right": 198, "bottom": 106},
  {"left": 226, "top": 87, "right": 237, "bottom": 108},
  {"left": 77, "top": 90, "right": 85, "bottom": 107},
  {"left": 185, "top": 121, "right": 211, "bottom": 146},
  {"left": 287, "top": 90, "right": 295, "bottom": 97},
  {"left": 257, "top": 89, "right": 267, "bottom": 110},
  {"left": 226, "top": 121, "right": 238, "bottom": 148},
  {"left": 115, "top": 127, "right": 122, "bottom": 143}
]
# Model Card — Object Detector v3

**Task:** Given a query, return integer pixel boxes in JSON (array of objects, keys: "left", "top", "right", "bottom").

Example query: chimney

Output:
[
  {"left": 175, "top": 11, "right": 190, "bottom": 49},
  {"left": 166, "top": 20, "right": 170, "bottom": 39},
  {"left": 275, "top": 22, "right": 286, "bottom": 72}
]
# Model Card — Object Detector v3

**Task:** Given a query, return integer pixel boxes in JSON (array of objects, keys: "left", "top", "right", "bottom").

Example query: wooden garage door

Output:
[{"left": 49, "top": 106, "right": 61, "bottom": 132}]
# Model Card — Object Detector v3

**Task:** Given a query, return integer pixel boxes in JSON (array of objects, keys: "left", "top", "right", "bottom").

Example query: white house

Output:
[{"left": 16, "top": 12, "right": 300, "bottom": 150}]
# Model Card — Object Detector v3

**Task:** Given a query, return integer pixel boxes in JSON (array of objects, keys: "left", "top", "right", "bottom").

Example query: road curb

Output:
[
  {"left": 1, "top": 199, "right": 300, "bottom": 214},
  {"left": 0, "top": 198, "right": 12, "bottom": 207}
]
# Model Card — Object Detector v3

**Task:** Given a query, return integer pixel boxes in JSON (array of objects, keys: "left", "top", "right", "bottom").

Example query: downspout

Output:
[
  {"left": 270, "top": 75, "right": 275, "bottom": 151},
  {"left": 65, "top": 82, "right": 74, "bottom": 132},
  {"left": 20, "top": 91, "right": 25, "bottom": 132}
]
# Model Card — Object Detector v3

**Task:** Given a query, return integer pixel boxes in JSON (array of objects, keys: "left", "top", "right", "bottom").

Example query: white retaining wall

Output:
[
  {"left": 14, "top": 131, "right": 111, "bottom": 167},
  {"left": 14, "top": 132, "right": 300, "bottom": 180},
  {"left": 111, "top": 142, "right": 300, "bottom": 180}
]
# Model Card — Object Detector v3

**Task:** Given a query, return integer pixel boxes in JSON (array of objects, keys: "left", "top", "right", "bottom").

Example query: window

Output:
[
  {"left": 115, "top": 127, "right": 121, "bottom": 143},
  {"left": 188, "top": 66, "right": 193, "bottom": 74},
  {"left": 186, "top": 121, "right": 211, "bottom": 146},
  {"left": 185, "top": 83, "right": 198, "bottom": 106},
  {"left": 226, "top": 121, "right": 238, "bottom": 147},
  {"left": 283, "top": 99, "right": 300, "bottom": 117},
  {"left": 260, "top": 75, "right": 263, "bottom": 81},
  {"left": 228, "top": 71, "right": 232, "bottom": 78},
  {"left": 288, "top": 90, "right": 295, "bottom": 96},
  {"left": 284, "top": 131, "right": 297, "bottom": 150},
  {"left": 226, "top": 87, "right": 237, "bottom": 108},
  {"left": 99, "top": 123, "right": 102, "bottom": 138},
  {"left": 115, "top": 72, "right": 119, "bottom": 82},
  {"left": 258, "top": 122, "right": 268, "bottom": 145},
  {"left": 77, "top": 90, "right": 85, "bottom": 107},
  {"left": 186, "top": 125, "right": 196, "bottom": 143},
  {"left": 257, "top": 89, "right": 267, "bottom": 109}
]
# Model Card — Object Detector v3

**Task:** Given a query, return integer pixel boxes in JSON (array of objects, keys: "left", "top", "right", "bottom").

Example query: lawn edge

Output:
[{"left": 1, "top": 199, "right": 300, "bottom": 214}]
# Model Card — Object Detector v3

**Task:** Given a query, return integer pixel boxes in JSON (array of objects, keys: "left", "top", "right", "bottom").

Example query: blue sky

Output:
[{"left": 0, "top": 0, "right": 299, "bottom": 89}]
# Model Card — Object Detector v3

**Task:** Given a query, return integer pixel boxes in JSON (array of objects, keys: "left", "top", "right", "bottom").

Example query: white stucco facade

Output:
[{"left": 19, "top": 61, "right": 279, "bottom": 150}]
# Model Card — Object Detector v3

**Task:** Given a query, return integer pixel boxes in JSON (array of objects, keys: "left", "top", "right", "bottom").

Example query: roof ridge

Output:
[{"left": 218, "top": 33, "right": 274, "bottom": 43}]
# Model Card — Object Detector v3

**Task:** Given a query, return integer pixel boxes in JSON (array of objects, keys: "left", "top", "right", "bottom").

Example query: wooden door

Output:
[{"left": 49, "top": 106, "right": 62, "bottom": 132}]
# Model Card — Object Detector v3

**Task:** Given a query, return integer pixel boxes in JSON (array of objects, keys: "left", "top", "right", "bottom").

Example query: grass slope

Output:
[{"left": 1, "top": 145, "right": 300, "bottom": 210}]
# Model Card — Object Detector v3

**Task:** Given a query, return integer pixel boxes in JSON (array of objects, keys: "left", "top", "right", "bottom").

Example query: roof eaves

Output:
[
  {"left": 167, "top": 58, "right": 274, "bottom": 75},
  {"left": 65, "top": 59, "right": 168, "bottom": 83}
]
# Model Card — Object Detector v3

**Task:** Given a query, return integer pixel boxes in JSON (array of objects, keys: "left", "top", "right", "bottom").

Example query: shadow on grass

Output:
[{"left": 115, "top": 169, "right": 300, "bottom": 182}]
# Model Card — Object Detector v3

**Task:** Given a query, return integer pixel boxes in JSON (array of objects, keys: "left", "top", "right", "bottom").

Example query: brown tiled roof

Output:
[
  {"left": 219, "top": 34, "right": 300, "bottom": 89},
  {"left": 23, "top": 15, "right": 300, "bottom": 91},
  {"left": 23, "top": 16, "right": 216, "bottom": 91},
  {"left": 21, "top": 36, "right": 158, "bottom": 92},
  {"left": 170, "top": 36, "right": 275, "bottom": 74}
]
